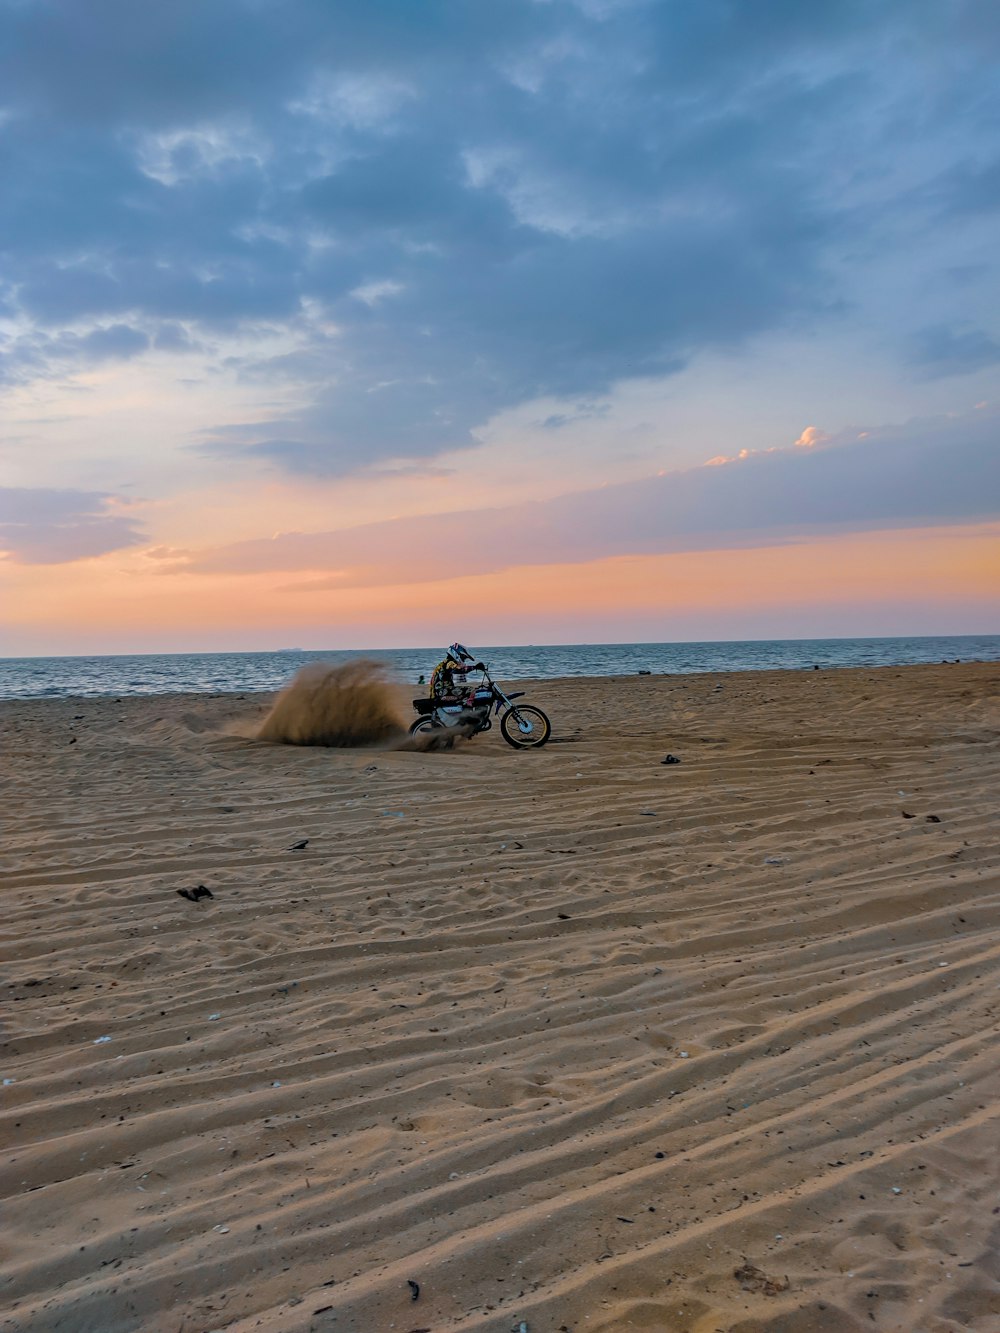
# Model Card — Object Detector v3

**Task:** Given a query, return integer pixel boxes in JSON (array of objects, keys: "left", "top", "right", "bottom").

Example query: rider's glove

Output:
[{"left": 472, "top": 662, "right": 486, "bottom": 671}]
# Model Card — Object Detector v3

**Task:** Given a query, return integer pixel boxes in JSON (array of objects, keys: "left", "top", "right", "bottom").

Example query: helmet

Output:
[{"left": 448, "top": 641, "right": 472, "bottom": 663}]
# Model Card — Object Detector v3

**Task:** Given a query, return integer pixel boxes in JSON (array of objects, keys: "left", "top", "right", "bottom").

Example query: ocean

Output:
[{"left": 1, "top": 635, "right": 998, "bottom": 700}]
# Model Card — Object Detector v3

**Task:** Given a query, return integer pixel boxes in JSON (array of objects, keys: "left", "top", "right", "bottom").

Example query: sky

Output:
[{"left": 1, "top": 0, "right": 998, "bottom": 655}]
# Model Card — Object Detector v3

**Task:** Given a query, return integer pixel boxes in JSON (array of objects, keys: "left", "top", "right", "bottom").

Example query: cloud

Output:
[
  {"left": 538, "top": 403, "right": 610, "bottom": 430},
  {"left": 152, "top": 321, "right": 202, "bottom": 352},
  {"left": 175, "top": 408, "right": 1000, "bottom": 586},
  {"left": 60, "top": 324, "right": 149, "bottom": 365},
  {"left": 793, "top": 426, "right": 830, "bottom": 449},
  {"left": 3, "top": 1, "right": 998, "bottom": 473},
  {"left": 931, "top": 154, "right": 1000, "bottom": 219},
  {"left": 0, "top": 321, "right": 153, "bottom": 386},
  {"left": 0, "top": 487, "right": 147, "bottom": 564},
  {"left": 909, "top": 325, "right": 1000, "bottom": 380}
]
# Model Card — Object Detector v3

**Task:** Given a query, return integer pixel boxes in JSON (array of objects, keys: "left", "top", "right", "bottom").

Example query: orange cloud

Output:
[
  {"left": 169, "top": 407, "right": 1000, "bottom": 590},
  {"left": 3, "top": 522, "right": 997, "bottom": 653},
  {"left": 793, "top": 425, "right": 830, "bottom": 448}
]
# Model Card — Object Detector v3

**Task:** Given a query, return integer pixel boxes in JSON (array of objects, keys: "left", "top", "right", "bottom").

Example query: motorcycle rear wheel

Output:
[
  {"left": 409, "top": 716, "right": 437, "bottom": 736},
  {"left": 500, "top": 704, "right": 551, "bottom": 749}
]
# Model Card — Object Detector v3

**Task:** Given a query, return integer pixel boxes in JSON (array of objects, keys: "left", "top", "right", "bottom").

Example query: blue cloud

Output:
[
  {"left": 2, "top": 0, "right": 999, "bottom": 474},
  {"left": 0, "top": 487, "right": 147, "bottom": 564},
  {"left": 910, "top": 325, "right": 1000, "bottom": 379},
  {"left": 0, "top": 321, "right": 151, "bottom": 386},
  {"left": 75, "top": 324, "right": 149, "bottom": 359},
  {"left": 937, "top": 156, "right": 1000, "bottom": 217}
]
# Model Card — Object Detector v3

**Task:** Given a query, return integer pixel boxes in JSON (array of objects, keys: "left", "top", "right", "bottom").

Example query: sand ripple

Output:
[{"left": 2, "top": 664, "right": 1000, "bottom": 1331}]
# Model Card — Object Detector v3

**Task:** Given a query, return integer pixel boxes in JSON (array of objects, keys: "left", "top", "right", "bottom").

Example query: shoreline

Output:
[
  {"left": 1, "top": 655, "right": 997, "bottom": 709},
  {"left": 3, "top": 635, "right": 999, "bottom": 704}
]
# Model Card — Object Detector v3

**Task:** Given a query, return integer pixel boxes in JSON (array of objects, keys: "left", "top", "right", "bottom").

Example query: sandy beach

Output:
[{"left": 2, "top": 662, "right": 999, "bottom": 1333}]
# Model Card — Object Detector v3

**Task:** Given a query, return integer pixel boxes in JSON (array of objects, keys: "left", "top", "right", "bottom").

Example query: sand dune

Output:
[{"left": 2, "top": 663, "right": 1000, "bottom": 1332}]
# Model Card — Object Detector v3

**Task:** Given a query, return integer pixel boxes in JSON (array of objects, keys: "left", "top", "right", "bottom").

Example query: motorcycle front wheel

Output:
[{"left": 500, "top": 704, "right": 551, "bottom": 749}]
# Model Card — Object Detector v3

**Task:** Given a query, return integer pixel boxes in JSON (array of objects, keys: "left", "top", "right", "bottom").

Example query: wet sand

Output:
[{"left": 2, "top": 663, "right": 1000, "bottom": 1332}]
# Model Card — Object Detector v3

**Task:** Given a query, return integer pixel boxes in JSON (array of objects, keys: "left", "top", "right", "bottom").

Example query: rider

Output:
[{"left": 429, "top": 642, "right": 485, "bottom": 706}]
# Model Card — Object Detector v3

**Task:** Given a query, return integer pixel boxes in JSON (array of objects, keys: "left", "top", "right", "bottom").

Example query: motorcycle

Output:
[{"left": 410, "top": 664, "right": 551, "bottom": 749}]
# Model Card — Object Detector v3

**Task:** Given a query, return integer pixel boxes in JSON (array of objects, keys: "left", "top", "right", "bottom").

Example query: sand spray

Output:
[{"left": 257, "top": 660, "right": 406, "bottom": 747}]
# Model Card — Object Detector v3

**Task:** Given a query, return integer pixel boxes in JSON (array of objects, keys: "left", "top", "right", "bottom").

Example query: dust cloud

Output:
[{"left": 257, "top": 660, "right": 407, "bottom": 747}]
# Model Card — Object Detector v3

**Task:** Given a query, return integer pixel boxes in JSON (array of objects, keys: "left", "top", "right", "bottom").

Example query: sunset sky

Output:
[{"left": 2, "top": 0, "right": 998, "bottom": 655}]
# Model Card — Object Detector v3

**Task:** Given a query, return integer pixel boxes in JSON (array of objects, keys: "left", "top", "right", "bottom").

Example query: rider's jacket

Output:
[{"left": 429, "top": 657, "right": 473, "bottom": 701}]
